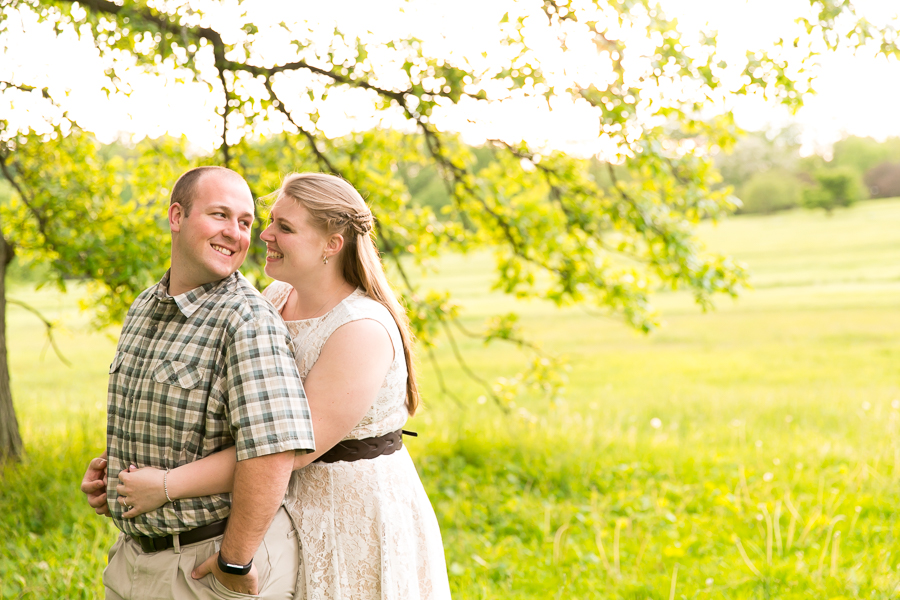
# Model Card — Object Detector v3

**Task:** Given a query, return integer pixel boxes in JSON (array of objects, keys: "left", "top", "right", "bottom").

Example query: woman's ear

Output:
[{"left": 326, "top": 233, "right": 345, "bottom": 258}]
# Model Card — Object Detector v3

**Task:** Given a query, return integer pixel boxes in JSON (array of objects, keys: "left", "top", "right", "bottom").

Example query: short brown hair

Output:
[{"left": 170, "top": 166, "right": 245, "bottom": 215}]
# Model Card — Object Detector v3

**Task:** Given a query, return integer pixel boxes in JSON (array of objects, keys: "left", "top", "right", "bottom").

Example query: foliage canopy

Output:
[{"left": 1, "top": 0, "right": 899, "bottom": 429}]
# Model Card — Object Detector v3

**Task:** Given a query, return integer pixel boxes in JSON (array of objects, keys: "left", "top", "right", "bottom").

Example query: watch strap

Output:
[{"left": 217, "top": 553, "right": 253, "bottom": 576}]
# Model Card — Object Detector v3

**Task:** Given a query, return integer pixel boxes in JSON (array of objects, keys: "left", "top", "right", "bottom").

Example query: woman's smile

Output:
[{"left": 266, "top": 245, "right": 284, "bottom": 261}]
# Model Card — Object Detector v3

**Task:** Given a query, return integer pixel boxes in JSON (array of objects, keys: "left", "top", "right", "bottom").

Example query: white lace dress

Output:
[{"left": 263, "top": 282, "right": 451, "bottom": 600}]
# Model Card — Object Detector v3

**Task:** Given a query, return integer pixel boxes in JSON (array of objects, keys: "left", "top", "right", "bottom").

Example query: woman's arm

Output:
[
  {"left": 117, "top": 446, "right": 237, "bottom": 517},
  {"left": 117, "top": 318, "right": 393, "bottom": 515},
  {"left": 291, "top": 318, "right": 393, "bottom": 470}
]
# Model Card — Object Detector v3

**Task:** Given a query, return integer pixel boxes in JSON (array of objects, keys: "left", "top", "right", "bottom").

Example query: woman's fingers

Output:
[
  {"left": 119, "top": 495, "right": 139, "bottom": 518},
  {"left": 114, "top": 466, "right": 166, "bottom": 517},
  {"left": 116, "top": 470, "right": 130, "bottom": 496}
]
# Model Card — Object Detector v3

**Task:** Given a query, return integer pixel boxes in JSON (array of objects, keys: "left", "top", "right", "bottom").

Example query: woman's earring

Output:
[{"left": 323, "top": 252, "right": 328, "bottom": 265}]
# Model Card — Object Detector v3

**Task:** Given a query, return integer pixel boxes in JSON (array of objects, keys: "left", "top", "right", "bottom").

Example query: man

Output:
[{"left": 80, "top": 166, "right": 314, "bottom": 599}]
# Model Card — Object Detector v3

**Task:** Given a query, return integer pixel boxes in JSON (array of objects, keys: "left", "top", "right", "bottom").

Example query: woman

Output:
[{"left": 115, "top": 173, "right": 451, "bottom": 600}]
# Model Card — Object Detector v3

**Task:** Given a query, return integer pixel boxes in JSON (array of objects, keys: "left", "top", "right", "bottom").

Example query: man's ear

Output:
[{"left": 168, "top": 203, "right": 185, "bottom": 233}]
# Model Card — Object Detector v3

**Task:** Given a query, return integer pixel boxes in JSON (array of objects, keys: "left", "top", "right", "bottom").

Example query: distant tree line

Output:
[
  {"left": 397, "top": 130, "right": 900, "bottom": 218},
  {"left": 715, "top": 130, "right": 900, "bottom": 215}
]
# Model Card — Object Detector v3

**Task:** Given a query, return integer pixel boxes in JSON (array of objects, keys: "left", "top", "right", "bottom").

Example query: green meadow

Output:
[{"left": 3, "top": 198, "right": 900, "bottom": 599}]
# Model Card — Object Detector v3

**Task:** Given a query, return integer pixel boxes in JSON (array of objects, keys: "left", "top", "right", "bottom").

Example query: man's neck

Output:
[{"left": 167, "top": 269, "right": 228, "bottom": 297}]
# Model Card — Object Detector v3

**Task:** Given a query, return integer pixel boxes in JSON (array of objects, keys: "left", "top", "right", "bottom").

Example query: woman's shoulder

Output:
[
  {"left": 261, "top": 280, "right": 292, "bottom": 311},
  {"left": 343, "top": 290, "right": 395, "bottom": 325}
]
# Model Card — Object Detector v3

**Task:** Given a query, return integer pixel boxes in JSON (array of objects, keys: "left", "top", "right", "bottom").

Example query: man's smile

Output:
[{"left": 210, "top": 244, "right": 235, "bottom": 256}]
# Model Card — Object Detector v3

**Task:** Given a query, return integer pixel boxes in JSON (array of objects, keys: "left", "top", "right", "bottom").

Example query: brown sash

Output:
[{"left": 314, "top": 429, "right": 405, "bottom": 464}]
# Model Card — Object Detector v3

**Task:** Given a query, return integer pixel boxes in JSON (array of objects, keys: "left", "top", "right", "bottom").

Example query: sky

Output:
[{"left": 2, "top": 0, "right": 899, "bottom": 158}]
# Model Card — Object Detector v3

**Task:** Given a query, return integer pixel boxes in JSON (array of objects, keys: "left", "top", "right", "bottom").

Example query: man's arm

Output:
[
  {"left": 190, "top": 309, "right": 313, "bottom": 594},
  {"left": 191, "top": 450, "right": 294, "bottom": 594}
]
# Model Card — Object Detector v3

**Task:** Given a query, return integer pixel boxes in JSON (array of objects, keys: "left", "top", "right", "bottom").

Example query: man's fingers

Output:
[
  {"left": 88, "top": 491, "right": 107, "bottom": 509},
  {"left": 80, "top": 478, "right": 105, "bottom": 494},
  {"left": 81, "top": 457, "right": 107, "bottom": 482},
  {"left": 89, "top": 492, "right": 108, "bottom": 511},
  {"left": 192, "top": 553, "right": 216, "bottom": 580}
]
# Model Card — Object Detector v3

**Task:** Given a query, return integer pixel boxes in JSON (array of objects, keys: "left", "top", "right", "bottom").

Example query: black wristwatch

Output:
[{"left": 217, "top": 553, "right": 253, "bottom": 576}]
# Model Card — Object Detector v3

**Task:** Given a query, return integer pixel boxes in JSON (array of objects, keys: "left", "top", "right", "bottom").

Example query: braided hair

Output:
[{"left": 274, "top": 172, "right": 420, "bottom": 415}]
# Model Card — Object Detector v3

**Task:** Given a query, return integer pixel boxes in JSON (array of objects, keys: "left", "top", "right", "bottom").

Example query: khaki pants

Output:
[{"left": 104, "top": 508, "right": 298, "bottom": 600}]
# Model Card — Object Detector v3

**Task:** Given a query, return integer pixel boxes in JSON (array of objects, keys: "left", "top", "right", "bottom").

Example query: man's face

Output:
[{"left": 169, "top": 173, "right": 255, "bottom": 291}]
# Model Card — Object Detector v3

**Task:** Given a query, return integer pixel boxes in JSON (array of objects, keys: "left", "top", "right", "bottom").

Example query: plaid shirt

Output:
[{"left": 106, "top": 270, "right": 314, "bottom": 537}]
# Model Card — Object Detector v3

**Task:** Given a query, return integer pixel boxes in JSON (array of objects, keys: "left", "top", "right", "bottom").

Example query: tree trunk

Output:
[{"left": 0, "top": 234, "right": 23, "bottom": 462}]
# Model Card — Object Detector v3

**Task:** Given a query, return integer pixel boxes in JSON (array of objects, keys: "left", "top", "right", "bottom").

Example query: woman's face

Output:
[{"left": 259, "top": 197, "right": 331, "bottom": 283}]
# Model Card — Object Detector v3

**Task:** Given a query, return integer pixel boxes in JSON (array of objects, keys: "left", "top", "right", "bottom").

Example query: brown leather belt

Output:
[
  {"left": 130, "top": 518, "right": 227, "bottom": 554},
  {"left": 314, "top": 429, "right": 411, "bottom": 464}
]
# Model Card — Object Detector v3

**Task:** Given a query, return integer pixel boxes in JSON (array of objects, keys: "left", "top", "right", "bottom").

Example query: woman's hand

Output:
[{"left": 116, "top": 466, "right": 168, "bottom": 517}]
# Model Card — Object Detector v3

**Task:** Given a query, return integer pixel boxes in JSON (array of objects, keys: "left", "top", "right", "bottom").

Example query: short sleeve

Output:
[{"left": 223, "top": 312, "right": 315, "bottom": 461}]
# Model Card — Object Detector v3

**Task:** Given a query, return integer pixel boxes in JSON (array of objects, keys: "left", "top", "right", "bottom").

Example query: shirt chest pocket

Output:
[
  {"left": 109, "top": 352, "right": 125, "bottom": 374},
  {"left": 150, "top": 360, "right": 209, "bottom": 459},
  {"left": 152, "top": 360, "right": 206, "bottom": 390},
  {"left": 152, "top": 360, "right": 209, "bottom": 425}
]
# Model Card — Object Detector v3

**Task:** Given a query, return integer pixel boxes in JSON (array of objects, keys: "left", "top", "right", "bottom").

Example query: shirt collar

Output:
[{"left": 148, "top": 270, "right": 239, "bottom": 318}]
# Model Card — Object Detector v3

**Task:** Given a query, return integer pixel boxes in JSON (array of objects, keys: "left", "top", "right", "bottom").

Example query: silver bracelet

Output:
[{"left": 164, "top": 468, "right": 173, "bottom": 503}]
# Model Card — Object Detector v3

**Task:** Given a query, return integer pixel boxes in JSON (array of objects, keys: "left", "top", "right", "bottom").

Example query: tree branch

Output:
[
  {"left": 0, "top": 81, "right": 52, "bottom": 99},
  {"left": 262, "top": 78, "right": 339, "bottom": 174},
  {"left": 216, "top": 50, "right": 231, "bottom": 168},
  {"left": 423, "top": 345, "right": 466, "bottom": 411},
  {"left": 440, "top": 319, "right": 509, "bottom": 413},
  {"left": 58, "top": 0, "right": 486, "bottom": 117},
  {"left": 7, "top": 298, "right": 72, "bottom": 367},
  {"left": 0, "top": 151, "right": 53, "bottom": 246}
]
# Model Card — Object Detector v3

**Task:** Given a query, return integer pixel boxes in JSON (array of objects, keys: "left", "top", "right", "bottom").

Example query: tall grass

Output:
[{"left": 4, "top": 199, "right": 900, "bottom": 598}]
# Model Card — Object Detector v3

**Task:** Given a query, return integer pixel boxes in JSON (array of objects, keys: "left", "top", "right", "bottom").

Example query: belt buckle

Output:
[{"left": 134, "top": 534, "right": 170, "bottom": 554}]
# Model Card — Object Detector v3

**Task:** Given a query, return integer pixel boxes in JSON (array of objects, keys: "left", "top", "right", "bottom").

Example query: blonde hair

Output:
[{"left": 276, "top": 172, "right": 420, "bottom": 415}]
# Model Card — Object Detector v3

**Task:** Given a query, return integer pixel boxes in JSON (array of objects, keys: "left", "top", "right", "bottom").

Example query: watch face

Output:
[{"left": 218, "top": 554, "right": 252, "bottom": 575}]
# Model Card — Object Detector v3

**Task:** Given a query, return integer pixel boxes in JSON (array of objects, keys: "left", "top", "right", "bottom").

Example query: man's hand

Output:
[
  {"left": 192, "top": 551, "right": 259, "bottom": 595},
  {"left": 80, "top": 452, "right": 110, "bottom": 517}
]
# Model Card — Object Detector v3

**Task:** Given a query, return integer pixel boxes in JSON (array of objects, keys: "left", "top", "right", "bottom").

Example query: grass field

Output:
[{"left": 3, "top": 198, "right": 900, "bottom": 599}]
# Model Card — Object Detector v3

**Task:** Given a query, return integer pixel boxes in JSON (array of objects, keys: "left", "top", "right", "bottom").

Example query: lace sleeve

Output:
[{"left": 261, "top": 280, "right": 291, "bottom": 312}]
